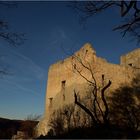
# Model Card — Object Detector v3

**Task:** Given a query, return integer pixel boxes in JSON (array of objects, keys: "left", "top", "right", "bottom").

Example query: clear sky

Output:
[{"left": 0, "top": 1, "right": 139, "bottom": 120}]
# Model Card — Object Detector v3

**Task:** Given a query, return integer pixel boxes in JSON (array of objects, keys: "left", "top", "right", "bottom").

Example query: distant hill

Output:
[{"left": 0, "top": 117, "right": 38, "bottom": 139}]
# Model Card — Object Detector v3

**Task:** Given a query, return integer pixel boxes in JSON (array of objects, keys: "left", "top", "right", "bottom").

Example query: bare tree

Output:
[
  {"left": 0, "top": 2, "right": 25, "bottom": 47},
  {"left": 71, "top": 52, "right": 112, "bottom": 126},
  {"left": 0, "top": 2, "right": 25, "bottom": 75},
  {"left": 71, "top": 1, "right": 140, "bottom": 44}
]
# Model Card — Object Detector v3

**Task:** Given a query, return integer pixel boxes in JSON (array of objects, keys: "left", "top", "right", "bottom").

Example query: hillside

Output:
[{"left": 0, "top": 117, "right": 38, "bottom": 139}]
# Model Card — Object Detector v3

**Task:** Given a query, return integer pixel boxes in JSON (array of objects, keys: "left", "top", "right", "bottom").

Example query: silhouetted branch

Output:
[
  {"left": 92, "top": 87, "right": 101, "bottom": 123},
  {"left": 0, "top": 3, "right": 25, "bottom": 47},
  {"left": 72, "top": 63, "right": 95, "bottom": 85},
  {"left": 72, "top": 50, "right": 112, "bottom": 125},
  {"left": 74, "top": 90, "right": 97, "bottom": 125},
  {"left": 0, "top": 69, "right": 9, "bottom": 75},
  {"left": 121, "top": 1, "right": 135, "bottom": 17},
  {"left": 0, "top": 32, "right": 25, "bottom": 47},
  {"left": 101, "top": 80, "right": 112, "bottom": 124},
  {"left": 113, "top": 17, "right": 140, "bottom": 36},
  {"left": 0, "top": 3, "right": 25, "bottom": 76},
  {"left": 71, "top": 0, "right": 140, "bottom": 44},
  {"left": 0, "top": 67, "right": 12, "bottom": 76},
  {"left": 72, "top": 54, "right": 96, "bottom": 86}
]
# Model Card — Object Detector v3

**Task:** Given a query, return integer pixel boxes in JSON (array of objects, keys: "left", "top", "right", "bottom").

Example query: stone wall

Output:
[
  {"left": 120, "top": 48, "right": 140, "bottom": 68},
  {"left": 35, "top": 43, "right": 140, "bottom": 137}
]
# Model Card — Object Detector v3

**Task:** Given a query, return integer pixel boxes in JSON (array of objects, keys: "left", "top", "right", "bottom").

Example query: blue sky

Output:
[{"left": 0, "top": 1, "right": 139, "bottom": 120}]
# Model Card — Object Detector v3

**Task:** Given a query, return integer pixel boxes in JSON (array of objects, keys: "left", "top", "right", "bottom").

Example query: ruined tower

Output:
[{"left": 35, "top": 43, "right": 140, "bottom": 136}]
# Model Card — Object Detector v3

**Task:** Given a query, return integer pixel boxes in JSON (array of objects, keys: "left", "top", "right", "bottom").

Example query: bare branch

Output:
[
  {"left": 74, "top": 90, "right": 97, "bottom": 125},
  {"left": 92, "top": 87, "right": 104, "bottom": 122},
  {"left": 0, "top": 32, "right": 25, "bottom": 47},
  {"left": 72, "top": 54, "right": 96, "bottom": 86},
  {"left": 0, "top": 69, "right": 9, "bottom": 75},
  {"left": 92, "top": 87, "right": 102, "bottom": 123},
  {"left": 101, "top": 80, "right": 112, "bottom": 123},
  {"left": 73, "top": 63, "right": 95, "bottom": 85},
  {"left": 0, "top": 66, "right": 13, "bottom": 76},
  {"left": 121, "top": 1, "right": 135, "bottom": 17},
  {"left": 71, "top": 1, "right": 140, "bottom": 44}
]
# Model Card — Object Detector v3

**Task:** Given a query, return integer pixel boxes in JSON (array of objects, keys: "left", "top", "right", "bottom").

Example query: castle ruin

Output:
[{"left": 35, "top": 43, "right": 140, "bottom": 136}]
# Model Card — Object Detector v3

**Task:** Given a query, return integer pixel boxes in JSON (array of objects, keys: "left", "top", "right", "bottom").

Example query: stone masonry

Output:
[{"left": 35, "top": 43, "right": 140, "bottom": 136}]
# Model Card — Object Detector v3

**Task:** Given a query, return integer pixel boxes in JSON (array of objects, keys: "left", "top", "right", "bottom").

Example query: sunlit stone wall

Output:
[
  {"left": 121, "top": 48, "right": 140, "bottom": 68},
  {"left": 35, "top": 43, "right": 139, "bottom": 137}
]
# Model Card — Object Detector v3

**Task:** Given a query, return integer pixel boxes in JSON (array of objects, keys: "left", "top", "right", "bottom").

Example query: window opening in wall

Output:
[
  {"left": 61, "top": 80, "right": 66, "bottom": 101},
  {"left": 63, "top": 94, "right": 65, "bottom": 101},
  {"left": 102, "top": 74, "right": 104, "bottom": 80},
  {"left": 102, "top": 74, "right": 105, "bottom": 86},
  {"left": 62, "top": 80, "right": 66, "bottom": 89},
  {"left": 49, "top": 97, "right": 53, "bottom": 108},
  {"left": 74, "top": 64, "right": 76, "bottom": 69},
  {"left": 128, "top": 63, "right": 133, "bottom": 66}
]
